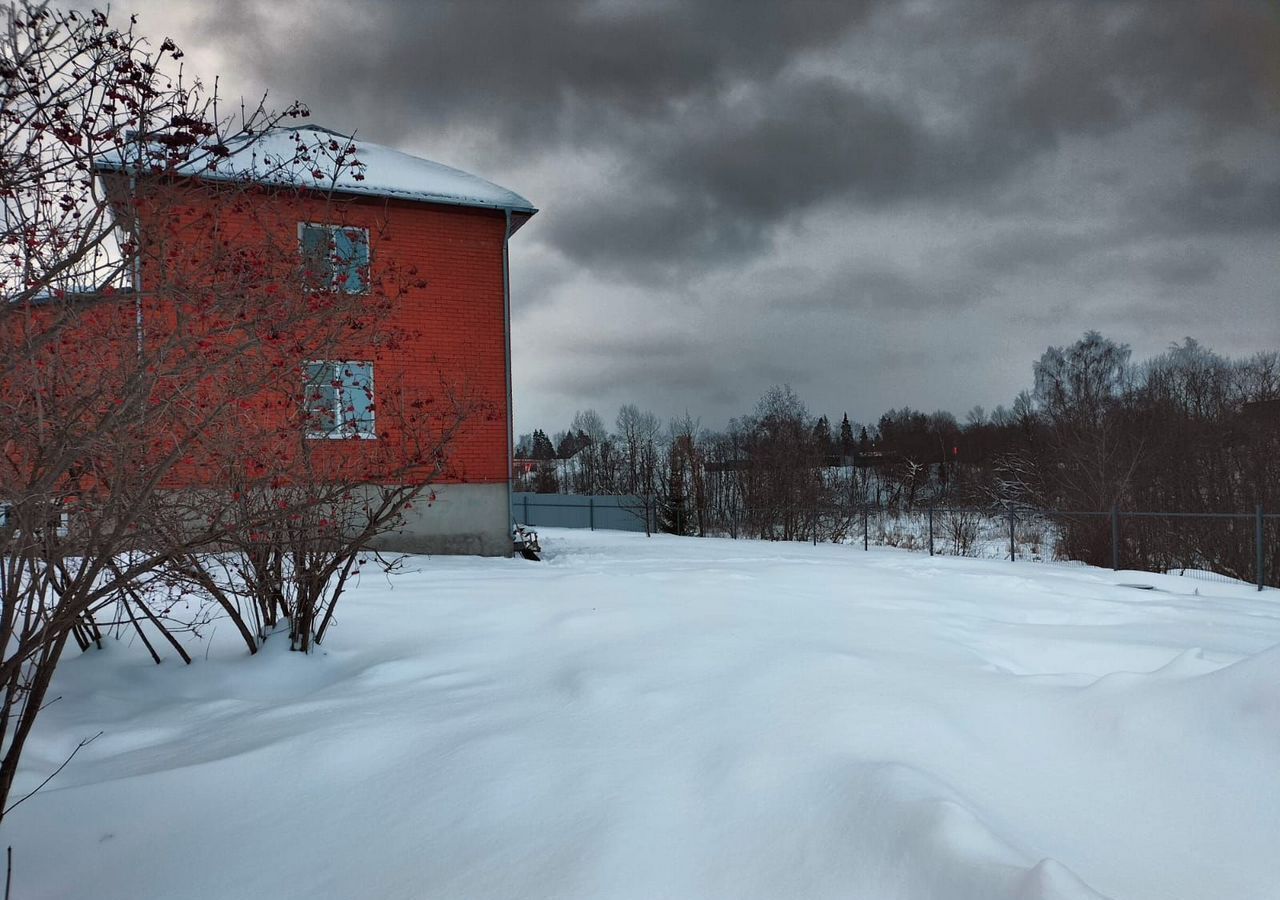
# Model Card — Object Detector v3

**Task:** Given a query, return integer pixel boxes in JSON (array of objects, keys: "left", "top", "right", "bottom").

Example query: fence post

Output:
[
  {"left": 1258, "top": 503, "right": 1265, "bottom": 592},
  {"left": 928, "top": 505, "right": 934, "bottom": 557},
  {"left": 522, "top": 494, "right": 528, "bottom": 525},
  {"left": 589, "top": 496, "right": 595, "bottom": 531},
  {"left": 1111, "top": 502, "right": 1120, "bottom": 571},
  {"left": 1008, "top": 507, "right": 1016, "bottom": 562},
  {"left": 863, "top": 504, "right": 869, "bottom": 551}
]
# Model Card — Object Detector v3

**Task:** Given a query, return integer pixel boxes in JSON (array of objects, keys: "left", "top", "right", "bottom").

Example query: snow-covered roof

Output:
[{"left": 95, "top": 125, "right": 537, "bottom": 219}]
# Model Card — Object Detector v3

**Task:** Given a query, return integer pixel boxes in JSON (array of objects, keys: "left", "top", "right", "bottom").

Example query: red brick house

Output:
[{"left": 94, "top": 125, "right": 537, "bottom": 556}]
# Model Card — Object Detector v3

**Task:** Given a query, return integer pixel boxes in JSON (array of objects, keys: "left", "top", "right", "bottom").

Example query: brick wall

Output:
[{"left": 136, "top": 183, "right": 511, "bottom": 487}]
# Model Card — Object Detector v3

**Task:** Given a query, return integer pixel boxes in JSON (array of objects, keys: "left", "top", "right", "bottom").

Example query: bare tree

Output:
[{"left": 614, "top": 403, "right": 661, "bottom": 533}]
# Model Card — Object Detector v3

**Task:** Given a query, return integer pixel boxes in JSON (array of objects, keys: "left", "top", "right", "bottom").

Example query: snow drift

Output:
[{"left": 8, "top": 529, "right": 1279, "bottom": 899}]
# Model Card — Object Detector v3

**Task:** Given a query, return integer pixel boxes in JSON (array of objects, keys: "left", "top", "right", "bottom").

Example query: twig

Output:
[{"left": 2, "top": 731, "right": 103, "bottom": 816}]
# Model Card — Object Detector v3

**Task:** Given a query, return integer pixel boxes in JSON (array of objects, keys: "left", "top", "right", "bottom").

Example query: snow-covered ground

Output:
[{"left": 9, "top": 529, "right": 1280, "bottom": 899}]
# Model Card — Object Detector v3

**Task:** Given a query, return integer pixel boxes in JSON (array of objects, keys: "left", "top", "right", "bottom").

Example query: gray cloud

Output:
[
  {"left": 664, "top": 80, "right": 925, "bottom": 217},
  {"left": 190, "top": 1, "right": 1280, "bottom": 265},
  {"left": 1143, "top": 247, "right": 1226, "bottom": 288},
  {"left": 542, "top": 78, "right": 931, "bottom": 273},
  {"left": 194, "top": 0, "right": 879, "bottom": 146},
  {"left": 552, "top": 330, "right": 705, "bottom": 364},
  {"left": 781, "top": 263, "right": 990, "bottom": 315},
  {"left": 970, "top": 228, "right": 1103, "bottom": 276},
  {"left": 1152, "top": 162, "right": 1280, "bottom": 236}
]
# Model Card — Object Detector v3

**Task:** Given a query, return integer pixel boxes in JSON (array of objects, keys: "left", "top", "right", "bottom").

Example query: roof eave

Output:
[{"left": 94, "top": 159, "right": 538, "bottom": 231}]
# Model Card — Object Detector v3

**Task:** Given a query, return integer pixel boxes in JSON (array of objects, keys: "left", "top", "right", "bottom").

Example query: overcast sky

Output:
[{"left": 123, "top": 0, "right": 1280, "bottom": 435}]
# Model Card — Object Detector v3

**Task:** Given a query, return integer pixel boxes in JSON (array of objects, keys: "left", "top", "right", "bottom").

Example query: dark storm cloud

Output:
[
  {"left": 543, "top": 78, "right": 930, "bottom": 272},
  {"left": 970, "top": 228, "right": 1102, "bottom": 276},
  {"left": 954, "top": 0, "right": 1280, "bottom": 131},
  {"left": 783, "top": 263, "right": 990, "bottom": 315},
  {"left": 1143, "top": 247, "right": 1226, "bottom": 289},
  {"left": 664, "top": 80, "right": 924, "bottom": 217},
  {"left": 559, "top": 330, "right": 704, "bottom": 363},
  {"left": 538, "top": 352, "right": 721, "bottom": 397},
  {"left": 542, "top": 59, "right": 1132, "bottom": 278},
  {"left": 846, "top": 268, "right": 985, "bottom": 313},
  {"left": 1101, "top": 0, "right": 1280, "bottom": 128},
  {"left": 196, "top": 0, "right": 878, "bottom": 146},
  {"left": 543, "top": 190, "right": 763, "bottom": 276},
  {"left": 193, "top": 0, "right": 1280, "bottom": 274},
  {"left": 1151, "top": 162, "right": 1280, "bottom": 236}
]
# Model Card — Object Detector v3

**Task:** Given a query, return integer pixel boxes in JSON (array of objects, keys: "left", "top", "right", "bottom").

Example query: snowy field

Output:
[{"left": 9, "top": 528, "right": 1280, "bottom": 900}]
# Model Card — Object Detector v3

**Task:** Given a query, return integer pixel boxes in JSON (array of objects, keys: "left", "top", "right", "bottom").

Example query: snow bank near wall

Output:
[{"left": 9, "top": 530, "right": 1280, "bottom": 899}]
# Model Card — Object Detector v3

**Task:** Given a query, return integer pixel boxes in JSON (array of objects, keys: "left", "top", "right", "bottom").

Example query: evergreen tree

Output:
[
  {"left": 661, "top": 442, "right": 690, "bottom": 535},
  {"left": 839, "top": 413, "right": 854, "bottom": 456},
  {"left": 533, "top": 461, "right": 560, "bottom": 493},
  {"left": 556, "top": 430, "right": 576, "bottom": 459},
  {"left": 530, "top": 429, "right": 556, "bottom": 460},
  {"left": 812, "top": 415, "right": 832, "bottom": 455}
]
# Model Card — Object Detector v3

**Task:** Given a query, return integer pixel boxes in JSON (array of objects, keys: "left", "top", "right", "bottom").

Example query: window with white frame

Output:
[
  {"left": 299, "top": 223, "right": 369, "bottom": 294},
  {"left": 303, "top": 361, "right": 376, "bottom": 439}
]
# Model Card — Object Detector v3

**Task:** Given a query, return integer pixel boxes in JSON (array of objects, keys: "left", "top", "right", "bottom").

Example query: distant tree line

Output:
[{"left": 516, "top": 332, "right": 1280, "bottom": 578}]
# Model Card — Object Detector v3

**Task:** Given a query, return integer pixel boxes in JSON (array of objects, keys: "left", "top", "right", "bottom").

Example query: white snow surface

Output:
[
  {"left": 97, "top": 125, "right": 535, "bottom": 213},
  {"left": 10, "top": 529, "right": 1280, "bottom": 899}
]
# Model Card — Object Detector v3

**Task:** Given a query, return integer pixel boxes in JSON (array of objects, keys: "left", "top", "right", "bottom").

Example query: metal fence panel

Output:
[{"left": 512, "top": 493, "right": 651, "bottom": 533}]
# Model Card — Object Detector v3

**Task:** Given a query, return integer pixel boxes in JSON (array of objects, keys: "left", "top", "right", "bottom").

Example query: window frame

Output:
[
  {"left": 297, "top": 222, "right": 371, "bottom": 295},
  {"left": 302, "top": 360, "right": 377, "bottom": 441}
]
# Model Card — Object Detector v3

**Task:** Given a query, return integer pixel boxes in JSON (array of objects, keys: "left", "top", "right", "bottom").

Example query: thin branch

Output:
[{"left": 2, "top": 730, "right": 102, "bottom": 816}]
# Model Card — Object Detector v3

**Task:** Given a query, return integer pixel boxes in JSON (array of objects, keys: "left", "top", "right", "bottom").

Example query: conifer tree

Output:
[
  {"left": 530, "top": 429, "right": 556, "bottom": 460},
  {"left": 812, "top": 415, "right": 832, "bottom": 456},
  {"left": 661, "top": 441, "right": 690, "bottom": 535}
]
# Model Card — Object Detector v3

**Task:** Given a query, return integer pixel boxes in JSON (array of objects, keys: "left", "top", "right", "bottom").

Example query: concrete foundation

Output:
[{"left": 369, "top": 482, "right": 512, "bottom": 557}]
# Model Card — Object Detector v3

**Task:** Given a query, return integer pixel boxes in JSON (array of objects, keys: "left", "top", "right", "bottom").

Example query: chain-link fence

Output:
[
  {"left": 858, "top": 506, "right": 1277, "bottom": 590},
  {"left": 512, "top": 492, "right": 1280, "bottom": 590}
]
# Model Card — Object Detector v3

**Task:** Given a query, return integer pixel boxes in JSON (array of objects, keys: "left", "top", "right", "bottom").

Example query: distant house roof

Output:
[{"left": 94, "top": 125, "right": 537, "bottom": 230}]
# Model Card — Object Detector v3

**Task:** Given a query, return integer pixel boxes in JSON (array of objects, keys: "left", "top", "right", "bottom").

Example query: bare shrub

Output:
[{"left": 944, "top": 509, "right": 982, "bottom": 556}]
